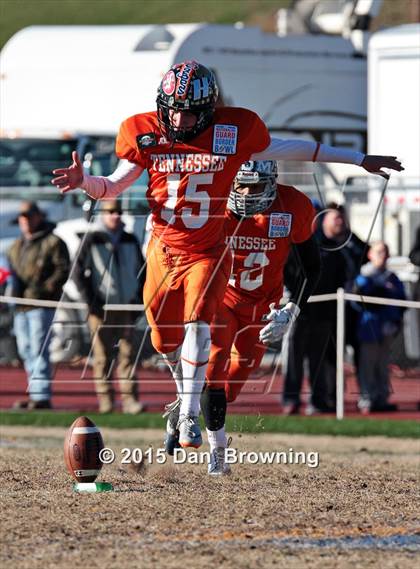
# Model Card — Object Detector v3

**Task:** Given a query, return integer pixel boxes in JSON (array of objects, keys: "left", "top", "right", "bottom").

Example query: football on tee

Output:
[{"left": 64, "top": 416, "right": 104, "bottom": 483}]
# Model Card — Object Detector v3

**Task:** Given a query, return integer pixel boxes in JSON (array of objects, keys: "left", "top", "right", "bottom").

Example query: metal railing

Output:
[{"left": 1, "top": 291, "right": 419, "bottom": 419}]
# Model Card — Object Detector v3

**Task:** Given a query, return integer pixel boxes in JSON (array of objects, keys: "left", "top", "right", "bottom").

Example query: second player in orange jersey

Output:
[
  {"left": 209, "top": 185, "right": 315, "bottom": 397},
  {"left": 201, "top": 161, "right": 322, "bottom": 474}
]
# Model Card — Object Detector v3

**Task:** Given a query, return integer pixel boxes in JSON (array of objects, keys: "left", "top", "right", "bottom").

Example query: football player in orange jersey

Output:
[
  {"left": 204, "top": 160, "right": 322, "bottom": 474},
  {"left": 51, "top": 60, "right": 403, "bottom": 450},
  {"left": 164, "top": 160, "right": 322, "bottom": 472}
]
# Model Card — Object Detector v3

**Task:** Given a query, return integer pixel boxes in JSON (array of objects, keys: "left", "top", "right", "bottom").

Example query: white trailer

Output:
[
  {"left": 366, "top": 24, "right": 420, "bottom": 361},
  {"left": 1, "top": 22, "right": 367, "bottom": 150},
  {"left": 367, "top": 24, "right": 420, "bottom": 254}
]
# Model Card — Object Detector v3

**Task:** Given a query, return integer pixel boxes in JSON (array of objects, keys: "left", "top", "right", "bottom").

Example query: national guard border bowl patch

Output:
[
  {"left": 213, "top": 124, "right": 238, "bottom": 155},
  {"left": 137, "top": 133, "right": 157, "bottom": 149},
  {"left": 269, "top": 212, "right": 292, "bottom": 238}
]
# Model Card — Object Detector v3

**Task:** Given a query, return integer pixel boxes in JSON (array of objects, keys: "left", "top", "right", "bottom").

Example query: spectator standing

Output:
[
  {"left": 322, "top": 203, "right": 369, "bottom": 280},
  {"left": 8, "top": 201, "right": 70, "bottom": 409},
  {"left": 283, "top": 229, "right": 347, "bottom": 414},
  {"left": 321, "top": 203, "right": 369, "bottom": 397},
  {"left": 74, "top": 199, "right": 145, "bottom": 414},
  {"left": 354, "top": 241, "right": 406, "bottom": 413}
]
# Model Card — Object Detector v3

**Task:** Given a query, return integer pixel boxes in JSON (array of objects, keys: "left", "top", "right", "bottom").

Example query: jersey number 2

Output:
[{"left": 229, "top": 251, "right": 270, "bottom": 291}]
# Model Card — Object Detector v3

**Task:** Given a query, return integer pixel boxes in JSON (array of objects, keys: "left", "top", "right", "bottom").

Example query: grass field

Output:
[
  {"left": 1, "top": 410, "right": 419, "bottom": 438},
  {"left": 0, "top": 0, "right": 417, "bottom": 49},
  {"left": 1, "top": 425, "right": 419, "bottom": 568}
]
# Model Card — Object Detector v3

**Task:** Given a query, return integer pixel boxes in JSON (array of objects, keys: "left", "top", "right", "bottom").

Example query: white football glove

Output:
[{"left": 259, "top": 302, "right": 300, "bottom": 345}]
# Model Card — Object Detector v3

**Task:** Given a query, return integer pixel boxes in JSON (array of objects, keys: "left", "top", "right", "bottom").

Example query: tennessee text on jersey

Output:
[
  {"left": 226, "top": 235, "right": 277, "bottom": 251},
  {"left": 150, "top": 153, "right": 227, "bottom": 173},
  {"left": 212, "top": 124, "right": 238, "bottom": 155},
  {"left": 269, "top": 213, "right": 292, "bottom": 238}
]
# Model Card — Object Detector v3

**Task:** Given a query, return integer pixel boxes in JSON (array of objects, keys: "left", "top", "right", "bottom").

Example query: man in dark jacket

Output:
[
  {"left": 321, "top": 203, "right": 369, "bottom": 279},
  {"left": 8, "top": 201, "right": 70, "bottom": 409},
  {"left": 321, "top": 203, "right": 370, "bottom": 369},
  {"left": 283, "top": 231, "right": 347, "bottom": 414},
  {"left": 74, "top": 199, "right": 146, "bottom": 413}
]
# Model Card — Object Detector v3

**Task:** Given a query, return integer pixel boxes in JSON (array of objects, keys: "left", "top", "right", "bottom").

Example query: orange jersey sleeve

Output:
[
  {"left": 114, "top": 107, "right": 270, "bottom": 253},
  {"left": 115, "top": 112, "right": 157, "bottom": 168},
  {"left": 288, "top": 188, "right": 316, "bottom": 244},
  {"left": 242, "top": 110, "right": 271, "bottom": 155}
]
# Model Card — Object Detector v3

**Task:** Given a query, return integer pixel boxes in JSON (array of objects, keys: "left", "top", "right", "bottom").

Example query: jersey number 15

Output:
[{"left": 161, "top": 173, "right": 213, "bottom": 229}]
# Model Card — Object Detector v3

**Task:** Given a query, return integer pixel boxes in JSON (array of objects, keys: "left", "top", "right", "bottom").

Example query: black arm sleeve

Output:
[{"left": 284, "top": 235, "right": 321, "bottom": 309}]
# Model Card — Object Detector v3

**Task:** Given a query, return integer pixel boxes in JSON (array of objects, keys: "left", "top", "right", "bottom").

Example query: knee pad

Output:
[{"left": 200, "top": 386, "right": 227, "bottom": 431}]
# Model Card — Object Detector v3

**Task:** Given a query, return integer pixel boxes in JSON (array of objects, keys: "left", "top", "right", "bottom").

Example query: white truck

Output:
[
  {"left": 367, "top": 23, "right": 420, "bottom": 362},
  {"left": 1, "top": 20, "right": 369, "bottom": 145},
  {"left": 344, "top": 23, "right": 420, "bottom": 255},
  {"left": 368, "top": 23, "right": 420, "bottom": 254}
]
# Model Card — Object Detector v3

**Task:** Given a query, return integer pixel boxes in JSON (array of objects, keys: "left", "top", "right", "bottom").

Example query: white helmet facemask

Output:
[{"left": 227, "top": 160, "right": 278, "bottom": 217}]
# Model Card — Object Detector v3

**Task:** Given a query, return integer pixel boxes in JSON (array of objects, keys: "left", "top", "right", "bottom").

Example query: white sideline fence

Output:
[
  {"left": 308, "top": 289, "right": 420, "bottom": 419},
  {"left": 1, "top": 291, "right": 419, "bottom": 420},
  {"left": 0, "top": 297, "right": 144, "bottom": 311}
]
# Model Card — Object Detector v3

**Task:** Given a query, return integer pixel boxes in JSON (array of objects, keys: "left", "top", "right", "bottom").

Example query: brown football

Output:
[{"left": 64, "top": 416, "right": 104, "bottom": 483}]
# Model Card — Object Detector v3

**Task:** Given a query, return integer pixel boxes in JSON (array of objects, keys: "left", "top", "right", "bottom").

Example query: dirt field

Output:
[{"left": 1, "top": 426, "right": 419, "bottom": 569}]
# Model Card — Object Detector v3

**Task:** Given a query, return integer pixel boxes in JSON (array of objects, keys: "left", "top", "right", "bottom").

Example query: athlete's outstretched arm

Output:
[
  {"left": 51, "top": 151, "right": 144, "bottom": 199},
  {"left": 252, "top": 138, "right": 404, "bottom": 178}
]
